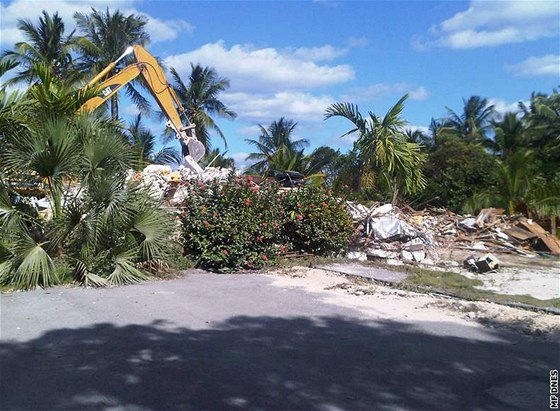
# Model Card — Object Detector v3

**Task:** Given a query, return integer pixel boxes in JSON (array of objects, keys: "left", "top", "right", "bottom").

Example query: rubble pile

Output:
[
  {"left": 136, "top": 164, "right": 234, "bottom": 203},
  {"left": 346, "top": 202, "right": 439, "bottom": 264},
  {"left": 347, "top": 202, "right": 560, "bottom": 266}
]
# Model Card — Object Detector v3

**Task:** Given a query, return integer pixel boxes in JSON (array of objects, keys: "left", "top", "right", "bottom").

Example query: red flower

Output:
[
  {"left": 244, "top": 198, "right": 251, "bottom": 206},
  {"left": 279, "top": 245, "right": 286, "bottom": 253},
  {"left": 297, "top": 214, "right": 303, "bottom": 221},
  {"left": 203, "top": 220, "right": 209, "bottom": 228},
  {"left": 261, "top": 254, "right": 268, "bottom": 261},
  {"left": 273, "top": 222, "right": 279, "bottom": 229},
  {"left": 222, "top": 249, "right": 229, "bottom": 256},
  {"left": 246, "top": 176, "right": 253, "bottom": 181},
  {"left": 262, "top": 222, "right": 268, "bottom": 229},
  {"left": 321, "top": 201, "right": 328, "bottom": 208},
  {"left": 256, "top": 235, "right": 263, "bottom": 242}
]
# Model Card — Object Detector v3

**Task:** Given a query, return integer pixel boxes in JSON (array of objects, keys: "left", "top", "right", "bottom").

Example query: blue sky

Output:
[{"left": 1, "top": 0, "right": 559, "bottom": 168}]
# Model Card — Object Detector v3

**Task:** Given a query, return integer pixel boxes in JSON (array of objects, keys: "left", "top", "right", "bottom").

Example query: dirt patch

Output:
[{"left": 267, "top": 266, "right": 560, "bottom": 342}]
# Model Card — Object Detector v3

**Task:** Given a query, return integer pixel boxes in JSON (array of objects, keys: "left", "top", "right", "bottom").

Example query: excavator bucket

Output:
[{"left": 187, "top": 139, "right": 205, "bottom": 162}]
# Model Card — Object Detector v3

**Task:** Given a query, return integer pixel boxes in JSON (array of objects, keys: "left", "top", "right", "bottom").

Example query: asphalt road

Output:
[{"left": 1, "top": 271, "right": 558, "bottom": 411}]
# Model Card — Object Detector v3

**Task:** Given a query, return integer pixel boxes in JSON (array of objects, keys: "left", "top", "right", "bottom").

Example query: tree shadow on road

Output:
[{"left": 0, "top": 316, "right": 556, "bottom": 410}]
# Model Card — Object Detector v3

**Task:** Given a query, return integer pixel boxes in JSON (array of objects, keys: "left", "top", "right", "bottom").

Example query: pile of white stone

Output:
[
  {"left": 346, "top": 202, "right": 439, "bottom": 265},
  {"left": 137, "top": 164, "right": 235, "bottom": 204}
]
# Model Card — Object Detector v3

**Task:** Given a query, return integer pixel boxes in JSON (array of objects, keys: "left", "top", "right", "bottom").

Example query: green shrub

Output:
[
  {"left": 281, "top": 186, "right": 354, "bottom": 255},
  {"left": 179, "top": 176, "right": 354, "bottom": 270},
  {"left": 180, "top": 175, "right": 284, "bottom": 270}
]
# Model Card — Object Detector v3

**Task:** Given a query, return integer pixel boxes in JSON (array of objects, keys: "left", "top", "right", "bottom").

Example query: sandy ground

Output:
[
  {"left": 267, "top": 266, "right": 560, "bottom": 342},
  {"left": 405, "top": 247, "right": 560, "bottom": 300}
]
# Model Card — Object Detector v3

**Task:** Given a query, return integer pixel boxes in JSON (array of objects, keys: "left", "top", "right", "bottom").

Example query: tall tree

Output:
[
  {"left": 169, "top": 65, "right": 236, "bottom": 152},
  {"left": 445, "top": 96, "right": 496, "bottom": 143},
  {"left": 490, "top": 112, "right": 528, "bottom": 159},
  {"left": 126, "top": 114, "right": 181, "bottom": 169},
  {"left": 245, "top": 118, "right": 308, "bottom": 176},
  {"left": 1, "top": 11, "right": 81, "bottom": 84},
  {"left": 325, "top": 95, "right": 427, "bottom": 203},
  {"left": 74, "top": 8, "right": 151, "bottom": 119}
]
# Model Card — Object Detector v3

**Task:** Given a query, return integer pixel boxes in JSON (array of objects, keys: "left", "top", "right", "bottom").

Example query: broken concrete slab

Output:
[
  {"left": 316, "top": 263, "right": 410, "bottom": 284},
  {"left": 464, "top": 254, "right": 500, "bottom": 274}
]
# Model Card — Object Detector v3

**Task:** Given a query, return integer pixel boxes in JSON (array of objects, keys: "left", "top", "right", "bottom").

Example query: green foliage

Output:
[
  {"left": 246, "top": 118, "right": 309, "bottom": 176},
  {"left": 325, "top": 95, "right": 427, "bottom": 202},
  {"left": 0, "top": 92, "right": 174, "bottom": 289},
  {"left": 179, "top": 175, "right": 284, "bottom": 270},
  {"left": 281, "top": 186, "right": 354, "bottom": 255},
  {"left": 1, "top": 11, "right": 82, "bottom": 84},
  {"left": 179, "top": 176, "right": 354, "bottom": 271},
  {"left": 74, "top": 8, "right": 151, "bottom": 119},
  {"left": 444, "top": 96, "right": 496, "bottom": 143},
  {"left": 169, "top": 65, "right": 236, "bottom": 151},
  {"left": 414, "top": 136, "right": 500, "bottom": 212}
]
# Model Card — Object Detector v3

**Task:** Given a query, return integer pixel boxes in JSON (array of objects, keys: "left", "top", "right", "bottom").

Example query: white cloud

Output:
[
  {"left": 0, "top": 0, "right": 194, "bottom": 45},
  {"left": 121, "top": 104, "right": 140, "bottom": 117},
  {"left": 236, "top": 125, "right": 262, "bottom": 136},
  {"left": 342, "top": 83, "right": 430, "bottom": 102},
  {"left": 291, "top": 45, "right": 348, "bottom": 62},
  {"left": 488, "top": 98, "right": 528, "bottom": 119},
  {"left": 164, "top": 41, "right": 354, "bottom": 93},
  {"left": 505, "top": 54, "right": 560, "bottom": 77},
  {"left": 345, "top": 36, "right": 369, "bottom": 48},
  {"left": 230, "top": 152, "right": 252, "bottom": 170},
  {"left": 339, "top": 131, "right": 359, "bottom": 145},
  {"left": 406, "top": 125, "right": 430, "bottom": 135},
  {"left": 223, "top": 91, "right": 334, "bottom": 122},
  {"left": 413, "top": 0, "right": 560, "bottom": 50}
]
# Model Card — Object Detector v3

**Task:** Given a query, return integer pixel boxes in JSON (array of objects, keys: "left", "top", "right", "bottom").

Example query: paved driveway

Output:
[{"left": 1, "top": 272, "right": 558, "bottom": 410}]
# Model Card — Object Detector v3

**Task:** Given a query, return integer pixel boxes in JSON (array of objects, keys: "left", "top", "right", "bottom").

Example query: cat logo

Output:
[{"left": 101, "top": 85, "right": 117, "bottom": 97}]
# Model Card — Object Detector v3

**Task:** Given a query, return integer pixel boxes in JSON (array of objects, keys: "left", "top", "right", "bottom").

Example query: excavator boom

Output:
[{"left": 80, "top": 45, "right": 205, "bottom": 170}]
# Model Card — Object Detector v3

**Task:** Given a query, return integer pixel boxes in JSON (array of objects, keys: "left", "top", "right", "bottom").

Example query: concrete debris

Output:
[
  {"left": 464, "top": 254, "right": 500, "bottom": 273},
  {"left": 346, "top": 201, "right": 560, "bottom": 267},
  {"left": 136, "top": 164, "right": 235, "bottom": 201}
]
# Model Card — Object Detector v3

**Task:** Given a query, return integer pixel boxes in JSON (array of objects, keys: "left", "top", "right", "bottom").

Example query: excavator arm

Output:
[
  {"left": 80, "top": 45, "right": 205, "bottom": 171},
  {"left": 79, "top": 63, "right": 144, "bottom": 113}
]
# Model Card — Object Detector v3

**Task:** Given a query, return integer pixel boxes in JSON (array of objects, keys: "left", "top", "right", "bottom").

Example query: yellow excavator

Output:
[{"left": 80, "top": 45, "right": 205, "bottom": 173}]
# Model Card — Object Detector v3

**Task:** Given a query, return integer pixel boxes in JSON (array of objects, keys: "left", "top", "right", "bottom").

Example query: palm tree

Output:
[
  {"left": 445, "top": 96, "right": 496, "bottom": 143},
  {"left": 200, "top": 148, "right": 235, "bottom": 169},
  {"left": 169, "top": 65, "right": 236, "bottom": 151},
  {"left": 1, "top": 110, "right": 173, "bottom": 289},
  {"left": 1, "top": 11, "right": 81, "bottom": 85},
  {"left": 245, "top": 118, "right": 309, "bottom": 175},
  {"left": 126, "top": 114, "right": 181, "bottom": 169},
  {"left": 74, "top": 8, "right": 151, "bottom": 119},
  {"left": 490, "top": 112, "right": 528, "bottom": 159},
  {"left": 325, "top": 95, "right": 427, "bottom": 203}
]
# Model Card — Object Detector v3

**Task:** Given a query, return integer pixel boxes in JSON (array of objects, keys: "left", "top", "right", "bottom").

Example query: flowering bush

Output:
[
  {"left": 180, "top": 175, "right": 283, "bottom": 270},
  {"left": 179, "top": 175, "right": 354, "bottom": 270},
  {"left": 281, "top": 186, "right": 354, "bottom": 255}
]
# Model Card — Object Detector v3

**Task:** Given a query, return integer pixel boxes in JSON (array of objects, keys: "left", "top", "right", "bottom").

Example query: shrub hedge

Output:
[{"left": 179, "top": 175, "right": 353, "bottom": 270}]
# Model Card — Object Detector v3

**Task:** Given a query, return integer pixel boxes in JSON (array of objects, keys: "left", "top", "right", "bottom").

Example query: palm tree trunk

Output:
[
  {"left": 552, "top": 215, "right": 557, "bottom": 237},
  {"left": 111, "top": 96, "right": 118, "bottom": 120},
  {"left": 391, "top": 181, "right": 399, "bottom": 205}
]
